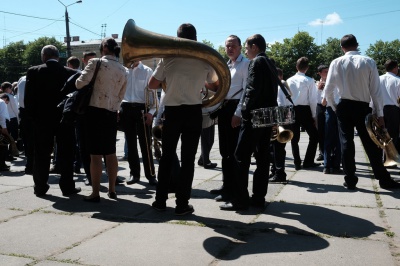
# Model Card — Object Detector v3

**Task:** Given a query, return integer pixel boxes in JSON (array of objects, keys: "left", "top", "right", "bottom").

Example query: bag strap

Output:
[{"left": 88, "top": 59, "right": 102, "bottom": 87}]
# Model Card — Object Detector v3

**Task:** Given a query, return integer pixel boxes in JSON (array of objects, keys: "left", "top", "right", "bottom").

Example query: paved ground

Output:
[{"left": 1, "top": 130, "right": 400, "bottom": 266}]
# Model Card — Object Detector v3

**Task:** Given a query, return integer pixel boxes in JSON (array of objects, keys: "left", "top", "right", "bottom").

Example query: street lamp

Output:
[{"left": 58, "top": 0, "right": 82, "bottom": 58}]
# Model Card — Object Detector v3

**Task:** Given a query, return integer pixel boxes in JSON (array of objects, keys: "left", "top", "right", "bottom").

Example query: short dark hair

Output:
[
  {"left": 341, "top": 34, "right": 359, "bottom": 48},
  {"left": 100, "top": 37, "right": 121, "bottom": 57},
  {"left": 296, "top": 57, "right": 309, "bottom": 71},
  {"left": 83, "top": 51, "right": 96, "bottom": 58},
  {"left": 245, "top": 34, "right": 266, "bottom": 53},
  {"left": 276, "top": 68, "right": 283, "bottom": 77},
  {"left": 0, "top": 93, "right": 9, "bottom": 101},
  {"left": 226, "top": 35, "right": 241, "bottom": 46},
  {"left": 1, "top": 82, "right": 12, "bottom": 91},
  {"left": 67, "top": 56, "right": 81, "bottom": 69},
  {"left": 177, "top": 23, "right": 197, "bottom": 41},
  {"left": 384, "top": 59, "right": 398, "bottom": 72},
  {"left": 317, "top": 64, "right": 329, "bottom": 72}
]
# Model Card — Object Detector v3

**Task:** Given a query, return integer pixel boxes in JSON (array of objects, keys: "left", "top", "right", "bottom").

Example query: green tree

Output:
[
  {"left": 317, "top": 37, "right": 343, "bottom": 67},
  {"left": 24, "top": 37, "right": 66, "bottom": 68},
  {"left": 268, "top": 31, "right": 320, "bottom": 79},
  {"left": 366, "top": 39, "right": 400, "bottom": 75},
  {"left": 0, "top": 41, "right": 26, "bottom": 82}
]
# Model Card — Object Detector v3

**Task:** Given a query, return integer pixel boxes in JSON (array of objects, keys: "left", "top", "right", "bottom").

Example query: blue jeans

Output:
[{"left": 324, "top": 107, "right": 341, "bottom": 169}]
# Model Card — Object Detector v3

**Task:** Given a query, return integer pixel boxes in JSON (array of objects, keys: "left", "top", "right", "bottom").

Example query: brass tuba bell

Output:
[
  {"left": 121, "top": 19, "right": 231, "bottom": 108},
  {"left": 271, "top": 126, "right": 294, "bottom": 144},
  {"left": 365, "top": 113, "right": 400, "bottom": 167}
]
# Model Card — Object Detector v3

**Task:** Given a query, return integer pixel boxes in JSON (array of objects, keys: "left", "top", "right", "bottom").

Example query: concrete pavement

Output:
[{"left": 0, "top": 131, "right": 400, "bottom": 266}]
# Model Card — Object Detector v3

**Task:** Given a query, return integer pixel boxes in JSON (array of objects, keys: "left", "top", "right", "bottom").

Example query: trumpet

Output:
[{"left": 271, "top": 126, "right": 294, "bottom": 144}]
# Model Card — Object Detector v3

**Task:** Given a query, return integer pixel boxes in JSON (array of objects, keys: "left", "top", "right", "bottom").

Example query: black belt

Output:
[{"left": 122, "top": 102, "right": 145, "bottom": 108}]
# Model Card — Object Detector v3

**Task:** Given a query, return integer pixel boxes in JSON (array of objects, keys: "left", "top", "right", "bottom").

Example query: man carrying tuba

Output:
[
  {"left": 148, "top": 23, "right": 219, "bottom": 216},
  {"left": 120, "top": 61, "right": 158, "bottom": 186}
]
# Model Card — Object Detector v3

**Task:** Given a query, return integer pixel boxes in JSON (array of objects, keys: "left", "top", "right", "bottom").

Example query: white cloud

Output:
[{"left": 309, "top": 12, "right": 343, "bottom": 26}]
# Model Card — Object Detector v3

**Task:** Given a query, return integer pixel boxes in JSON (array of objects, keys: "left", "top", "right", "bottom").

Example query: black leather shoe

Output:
[
  {"left": 107, "top": 191, "right": 117, "bottom": 199},
  {"left": 316, "top": 154, "right": 324, "bottom": 161},
  {"left": 269, "top": 176, "right": 287, "bottom": 183},
  {"left": 126, "top": 176, "right": 140, "bottom": 185},
  {"left": 343, "top": 181, "right": 356, "bottom": 190},
  {"left": 148, "top": 177, "right": 158, "bottom": 186},
  {"left": 84, "top": 178, "right": 92, "bottom": 186},
  {"left": 49, "top": 165, "right": 59, "bottom": 174},
  {"left": 175, "top": 204, "right": 194, "bottom": 215},
  {"left": 214, "top": 194, "right": 231, "bottom": 202},
  {"left": 303, "top": 162, "right": 322, "bottom": 169},
  {"left": 62, "top": 187, "right": 82, "bottom": 196},
  {"left": 379, "top": 179, "right": 400, "bottom": 189},
  {"left": 115, "top": 176, "right": 124, "bottom": 185},
  {"left": 204, "top": 162, "right": 217, "bottom": 169},
  {"left": 323, "top": 168, "right": 331, "bottom": 174},
  {"left": 0, "top": 165, "right": 10, "bottom": 171},
  {"left": 73, "top": 166, "right": 81, "bottom": 174},
  {"left": 83, "top": 195, "right": 100, "bottom": 203},
  {"left": 294, "top": 164, "right": 302, "bottom": 170},
  {"left": 152, "top": 201, "right": 166, "bottom": 211},
  {"left": 197, "top": 158, "right": 204, "bottom": 166},
  {"left": 34, "top": 185, "right": 50, "bottom": 197},
  {"left": 219, "top": 202, "right": 248, "bottom": 211},
  {"left": 210, "top": 186, "right": 224, "bottom": 195}
]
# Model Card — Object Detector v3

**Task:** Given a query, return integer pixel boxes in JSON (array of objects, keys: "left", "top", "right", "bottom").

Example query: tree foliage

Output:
[
  {"left": 317, "top": 37, "right": 343, "bottom": 67},
  {"left": 268, "top": 31, "right": 320, "bottom": 79},
  {"left": 0, "top": 41, "right": 26, "bottom": 82},
  {"left": 365, "top": 39, "right": 400, "bottom": 75}
]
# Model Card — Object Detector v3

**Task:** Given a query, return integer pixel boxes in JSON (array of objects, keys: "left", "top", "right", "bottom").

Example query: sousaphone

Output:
[{"left": 121, "top": 19, "right": 230, "bottom": 107}]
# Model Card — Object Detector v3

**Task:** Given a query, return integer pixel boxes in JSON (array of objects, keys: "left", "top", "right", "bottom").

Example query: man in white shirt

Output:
[
  {"left": 0, "top": 97, "right": 10, "bottom": 171},
  {"left": 287, "top": 57, "right": 319, "bottom": 170},
  {"left": 1, "top": 82, "right": 19, "bottom": 161},
  {"left": 380, "top": 60, "right": 400, "bottom": 152},
  {"left": 325, "top": 34, "right": 400, "bottom": 190},
  {"left": 212, "top": 35, "right": 249, "bottom": 202},
  {"left": 121, "top": 61, "right": 158, "bottom": 186}
]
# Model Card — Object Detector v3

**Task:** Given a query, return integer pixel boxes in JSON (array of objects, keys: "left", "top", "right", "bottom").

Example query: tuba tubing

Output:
[
  {"left": 365, "top": 113, "right": 400, "bottom": 167},
  {"left": 121, "top": 19, "right": 230, "bottom": 108}
]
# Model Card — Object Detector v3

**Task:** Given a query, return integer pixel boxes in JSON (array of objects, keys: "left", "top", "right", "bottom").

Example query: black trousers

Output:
[
  {"left": 32, "top": 117, "right": 76, "bottom": 194},
  {"left": 155, "top": 105, "right": 202, "bottom": 208},
  {"left": 291, "top": 105, "right": 319, "bottom": 166},
  {"left": 336, "top": 99, "right": 391, "bottom": 185},
  {"left": 383, "top": 105, "right": 400, "bottom": 153},
  {"left": 200, "top": 124, "right": 215, "bottom": 164},
  {"left": 217, "top": 100, "right": 240, "bottom": 197},
  {"left": 316, "top": 103, "right": 326, "bottom": 156},
  {"left": 76, "top": 114, "right": 91, "bottom": 179},
  {"left": 233, "top": 121, "right": 272, "bottom": 205},
  {"left": 120, "top": 102, "right": 155, "bottom": 179},
  {"left": 19, "top": 108, "right": 34, "bottom": 172}
]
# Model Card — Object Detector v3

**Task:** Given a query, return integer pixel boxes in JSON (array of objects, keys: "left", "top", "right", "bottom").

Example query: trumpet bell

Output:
[
  {"left": 271, "top": 126, "right": 293, "bottom": 144},
  {"left": 121, "top": 19, "right": 230, "bottom": 108}
]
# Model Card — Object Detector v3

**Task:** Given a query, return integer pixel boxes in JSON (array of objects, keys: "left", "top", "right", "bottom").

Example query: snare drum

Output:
[
  {"left": 202, "top": 102, "right": 221, "bottom": 128},
  {"left": 251, "top": 106, "right": 295, "bottom": 128}
]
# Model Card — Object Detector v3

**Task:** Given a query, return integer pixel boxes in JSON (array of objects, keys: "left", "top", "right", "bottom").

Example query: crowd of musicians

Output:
[{"left": 0, "top": 23, "right": 400, "bottom": 214}]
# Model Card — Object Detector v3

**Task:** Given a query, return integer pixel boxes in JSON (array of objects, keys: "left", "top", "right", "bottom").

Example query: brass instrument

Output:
[
  {"left": 121, "top": 19, "right": 230, "bottom": 108},
  {"left": 365, "top": 113, "right": 400, "bottom": 166},
  {"left": 144, "top": 86, "right": 162, "bottom": 161},
  {"left": 271, "top": 126, "right": 294, "bottom": 144}
]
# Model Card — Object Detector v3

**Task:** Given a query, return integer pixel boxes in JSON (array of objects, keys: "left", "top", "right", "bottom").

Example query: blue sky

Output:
[{"left": 1, "top": 0, "right": 399, "bottom": 54}]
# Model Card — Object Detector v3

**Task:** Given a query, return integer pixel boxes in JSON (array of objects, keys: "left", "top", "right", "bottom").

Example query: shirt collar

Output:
[
  {"left": 296, "top": 72, "right": 306, "bottom": 76},
  {"left": 345, "top": 51, "right": 360, "bottom": 56},
  {"left": 227, "top": 54, "right": 244, "bottom": 65}
]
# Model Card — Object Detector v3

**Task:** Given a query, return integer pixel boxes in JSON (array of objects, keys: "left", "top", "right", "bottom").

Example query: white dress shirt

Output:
[
  {"left": 277, "top": 80, "right": 293, "bottom": 107},
  {"left": 325, "top": 51, "right": 383, "bottom": 116},
  {"left": 16, "top": 76, "right": 26, "bottom": 109},
  {"left": 123, "top": 62, "right": 158, "bottom": 115},
  {"left": 0, "top": 99, "right": 9, "bottom": 128},
  {"left": 287, "top": 72, "right": 317, "bottom": 117},
  {"left": 380, "top": 72, "right": 400, "bottom": 107},
  {"left": 5, "top": 93, "right": 19, "bottom": 120},
  {"left": 226, "top": 54, "right": 250, "bottom": 117}
]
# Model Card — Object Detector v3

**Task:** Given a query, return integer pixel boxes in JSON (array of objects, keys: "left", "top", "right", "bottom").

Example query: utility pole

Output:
[{"left": 58, "top": 0, "right": 82, "bottom": 58}]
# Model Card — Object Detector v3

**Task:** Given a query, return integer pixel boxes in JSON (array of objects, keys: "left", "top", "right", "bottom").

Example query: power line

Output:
[{"left": 0, "top": 10, "right": 62, "bottom": 21}]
